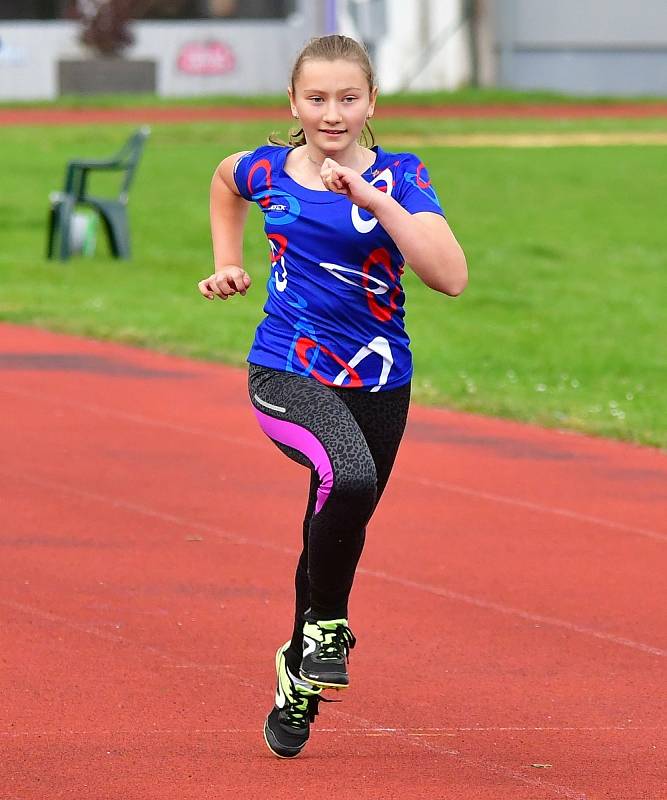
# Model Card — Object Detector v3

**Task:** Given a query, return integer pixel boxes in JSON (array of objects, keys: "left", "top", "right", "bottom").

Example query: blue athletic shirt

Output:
[{"left": 233, "top": 143, "right": 444, "bottom": 391}]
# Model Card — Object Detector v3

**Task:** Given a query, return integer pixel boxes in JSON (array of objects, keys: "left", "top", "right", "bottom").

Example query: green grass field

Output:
[
  {"left": 1, "top": 106, "right": 665, "bottom": 448},
  {"left": 3, "top": 86, "right": 665, "bottom": 108}
]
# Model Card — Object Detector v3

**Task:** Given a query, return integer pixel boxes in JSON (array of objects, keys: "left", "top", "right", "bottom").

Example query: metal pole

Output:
[
  {"left": 324, "top": 0, "right": 338, "bottom": 34},
  {"left": 468, "top": 0, "right": 479, "bottom": 88},
  {"left": 498, "top": 0, "right": 517, "bottom": 87}
]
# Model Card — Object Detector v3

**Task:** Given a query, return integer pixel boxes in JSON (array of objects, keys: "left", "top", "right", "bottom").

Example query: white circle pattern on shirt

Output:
[{"left": 350, "top": 168, "right": 394, "bottom": 234}]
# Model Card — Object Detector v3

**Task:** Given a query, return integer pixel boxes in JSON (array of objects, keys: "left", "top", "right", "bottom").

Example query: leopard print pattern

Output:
[{"left": 248, "top": 363, "right": 410, "bottom": 630}]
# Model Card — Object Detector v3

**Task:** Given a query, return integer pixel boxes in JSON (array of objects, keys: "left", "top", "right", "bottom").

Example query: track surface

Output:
[
  {"left": 1, "top": 102, "right": 666, "bottom": 127},
  {"left": 1, "top": 323, "right": 665, "bottom": 799}
]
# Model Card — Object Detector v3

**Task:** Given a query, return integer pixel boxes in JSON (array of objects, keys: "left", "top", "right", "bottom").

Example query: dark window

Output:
[
  {"left": 0, "top": 0, "right": 296, "bottom": 20},
  {"left": 0, "top": 0, "right": 64, "bottom": 18},
  {"left": 137, "top": 0, "right": 296, "bottom": 19},
  {"left": 0, "top": 0, "right": 295, "bottom": 21},
  {"left": 205, "top": 0, "right": 296, "bottom": 18}
]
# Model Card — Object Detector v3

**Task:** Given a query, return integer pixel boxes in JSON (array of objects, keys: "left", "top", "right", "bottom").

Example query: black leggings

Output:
[{"left": 248, "top": 364, "right": 410, "bottom": 664}]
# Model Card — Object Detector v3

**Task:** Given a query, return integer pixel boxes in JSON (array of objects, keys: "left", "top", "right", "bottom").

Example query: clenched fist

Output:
[
  {"left": 198, "top": 266, "right": 251, "bottom": 301},
  {"left": 320, "top": 158, "right": 379, "bottom": 211}
]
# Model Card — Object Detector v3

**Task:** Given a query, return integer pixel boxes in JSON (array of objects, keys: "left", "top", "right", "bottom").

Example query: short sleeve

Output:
[
  {"left": 394, "top": 153, "right": 445, "bottom": 217},
  {"left": 232, "top": 150, "right": 256, "bottom": 201},
  {"left": 232, "top": 145, "right": 281, "bottom": 203}
]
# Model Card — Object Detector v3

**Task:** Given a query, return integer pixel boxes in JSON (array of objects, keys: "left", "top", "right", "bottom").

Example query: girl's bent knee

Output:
[{"left": 329, "top": 473, "right": 377, "bottom": 512}]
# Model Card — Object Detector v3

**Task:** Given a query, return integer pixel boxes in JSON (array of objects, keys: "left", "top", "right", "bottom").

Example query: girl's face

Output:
[{"left": 289, "top": 58, "right": 377, "bottom": 155}]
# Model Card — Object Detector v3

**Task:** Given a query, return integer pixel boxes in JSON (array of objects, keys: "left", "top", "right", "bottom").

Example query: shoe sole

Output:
[
  {"left": 263, "top": 717, "right": 305, "bottom": 759},
  {"left": 298, "top": 670, "right": 349, "bottom": 690},
  {"left": 265, "top": 645, "right": 307, "bottom": 758}
]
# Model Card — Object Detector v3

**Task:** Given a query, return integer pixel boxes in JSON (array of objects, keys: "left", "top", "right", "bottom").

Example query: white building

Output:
[
  {"left": 341, "top": 0, "right": 667, "bottom": 96},
  {"left": 0, "top": 0, "right": 665, "bottom": 101},
  {"left": 340, "top": 0, "right": 476, "bottom": 92}
]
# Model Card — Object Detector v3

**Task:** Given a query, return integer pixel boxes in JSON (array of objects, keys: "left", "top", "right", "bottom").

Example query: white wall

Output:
[
  {"left": 339, "top": 0, "right": 472, "bottom": 93},
  {"left": 492, "top": 0, "right": 667, "bottom": 95},
  {"left": 132, "top": 20, "right": 300, "bottom": 97},
  {"left": 512, "top": 0, "right": 667, "bottom": 45},
  {"left": 0, "top": 22, "right": 74, "bottom": 100},
  {"left": 0, "top": 2, "right": 318, "bottom": 100}
]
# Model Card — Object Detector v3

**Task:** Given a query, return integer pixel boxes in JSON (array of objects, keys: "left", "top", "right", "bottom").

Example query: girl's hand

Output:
[
  {"left": 198, "top": 266, "right": 251, "bottom": 300},
  {"left": 320, "top": 158, "right": 380, "bottom": 212}
]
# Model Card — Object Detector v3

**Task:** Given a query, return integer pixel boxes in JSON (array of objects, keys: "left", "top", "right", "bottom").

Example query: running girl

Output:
[{"left": 198, "top": 34, "right": 467, "bottom": 759}]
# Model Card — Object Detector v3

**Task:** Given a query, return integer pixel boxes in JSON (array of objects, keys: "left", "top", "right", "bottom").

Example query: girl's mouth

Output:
[{"left": 320, "top": 129, "right": 346, "bottom": 136}]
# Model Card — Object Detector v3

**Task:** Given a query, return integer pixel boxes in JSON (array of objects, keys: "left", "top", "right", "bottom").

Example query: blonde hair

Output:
[{"left": 269, "top": 35, "right": 376, "bottom": 148}]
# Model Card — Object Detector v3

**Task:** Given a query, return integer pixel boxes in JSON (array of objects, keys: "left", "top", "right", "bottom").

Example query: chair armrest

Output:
[
  {"left": 67, "top": 158, "right": 124, "bottom": 170},
  {"left": 64, "top": 159, "right": 123, "bottom": 197}
]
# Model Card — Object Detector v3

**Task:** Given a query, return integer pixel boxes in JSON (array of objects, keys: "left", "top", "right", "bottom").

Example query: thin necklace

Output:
[{"left": 306, "top": 151, "right": 324, "bottom": 167}]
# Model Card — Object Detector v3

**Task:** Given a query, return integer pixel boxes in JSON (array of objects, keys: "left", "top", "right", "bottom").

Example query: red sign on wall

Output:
[{"left": 177, "top": 41, "right": 236, "bottom": 75}]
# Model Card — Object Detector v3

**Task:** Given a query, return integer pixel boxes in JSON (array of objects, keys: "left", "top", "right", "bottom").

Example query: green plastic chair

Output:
[{"left": 47, "top": 126, "right": 150, "bottom": 260}]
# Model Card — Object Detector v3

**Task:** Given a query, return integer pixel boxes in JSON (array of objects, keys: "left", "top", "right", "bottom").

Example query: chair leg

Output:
[
  {"left": 47, "top": 193, "right": 72, "bottom": 260},
  {"left": 56, "top": 195, "right": 75, "bottom": 261},
  {"left": 46, "top": 204, "right": 58, "bottom": 259},
  {"left": 100, "top": 205, "right": 131, "bottom": 259}
]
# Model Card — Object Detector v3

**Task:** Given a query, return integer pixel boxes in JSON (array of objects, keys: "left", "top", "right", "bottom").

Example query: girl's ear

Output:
[
  {"left": 367, "top": 85, "right": 379, "bottom": 119},
  {"left": 287, "top": 86, "right": 298, "bottom": 118}
]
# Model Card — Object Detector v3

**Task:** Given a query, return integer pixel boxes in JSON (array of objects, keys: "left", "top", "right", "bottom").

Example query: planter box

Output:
[{"left": 58, "top": 58, "right": 156, "bottom": 95}]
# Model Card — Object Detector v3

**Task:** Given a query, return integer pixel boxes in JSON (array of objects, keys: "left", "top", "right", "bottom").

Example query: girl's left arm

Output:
[
  {"left": 366, "top": 197, "right": 467, "bottom": 296},
  {"left": 321, "top": 159, "right": 468, "bottom": 296}
]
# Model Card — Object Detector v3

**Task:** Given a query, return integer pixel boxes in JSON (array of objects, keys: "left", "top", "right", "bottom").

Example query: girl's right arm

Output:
[{"left": 198, "top": 151, "right": 252, "bottom": 301}]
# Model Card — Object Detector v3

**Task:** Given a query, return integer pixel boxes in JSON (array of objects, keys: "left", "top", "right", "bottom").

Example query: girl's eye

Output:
[
  {"left": 309, "top": 97, "right": 324, "bottom": 103},
  {"left": 343, "top": 96, "right": 358, "bottom": 103}
]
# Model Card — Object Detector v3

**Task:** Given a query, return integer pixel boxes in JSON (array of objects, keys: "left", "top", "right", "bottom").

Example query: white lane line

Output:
[
  {"left": 405, "top": 474, "right": 667, "bottom": 543},
  {"left": 2, "top": 470, "right": 664, "bottom": 659},
  {"left": 0, "top": 599, "right": 237, "bottom": 674},
  {"left": 1, "top": 385, "right": 664, "bottom": 543},
  {"left": 1, "top": 725, "right": 662, "bottom": 737},
  {"left": 407, "top": 734, "right": 589, "bottom": 799},
  {"left": 322, "top": 704, "right": 590, "bottom": 800},
  {"left": 0, "top": 386, "right": 259, "bottom": 450},
  {"left": 360, "top": 567, "right": 667, "bottom": 658},
  {"left": 1, "top": 600, "right": 590, "bottom": 799}
]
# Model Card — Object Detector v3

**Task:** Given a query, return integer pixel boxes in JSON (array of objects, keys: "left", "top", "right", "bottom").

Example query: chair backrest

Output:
[
  {"left": 116, "top": 126, "right": 151, "bottom": 200},
  {"left": 63, "top": 126, "right": 151, "bottom": 203}
]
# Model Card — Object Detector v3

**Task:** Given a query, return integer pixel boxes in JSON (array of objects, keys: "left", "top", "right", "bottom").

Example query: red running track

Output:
[
  {"left": 0, "top": 102, "right": 666, "bottom": 127},
  {"left": 1, "top": 323, "right": 665, "bottom": 800}
]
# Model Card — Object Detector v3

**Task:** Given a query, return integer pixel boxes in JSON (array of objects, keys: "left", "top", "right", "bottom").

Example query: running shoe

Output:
[
  {"left": 300, "top": 617, "right": 356, "bottom": 689},
  {"left": 263, "top": 641, "right": 327, "bottom": 759}
]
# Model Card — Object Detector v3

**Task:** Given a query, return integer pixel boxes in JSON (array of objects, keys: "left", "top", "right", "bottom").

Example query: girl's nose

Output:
[{"left": 322, "top": 100, "right": 342, "bottom": 123}]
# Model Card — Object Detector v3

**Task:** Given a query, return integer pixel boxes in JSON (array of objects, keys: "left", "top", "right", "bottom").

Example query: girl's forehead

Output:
[{"left": 294, "top": 58, "right": 368, "bottom": 90}]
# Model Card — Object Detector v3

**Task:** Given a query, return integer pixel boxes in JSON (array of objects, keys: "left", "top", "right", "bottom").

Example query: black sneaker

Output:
[
  {"left": 300, "top": 617, "right": 356, "bottom": 689},
  {"left": 263, "top": 642, "right": 327, "bottom": 759}
]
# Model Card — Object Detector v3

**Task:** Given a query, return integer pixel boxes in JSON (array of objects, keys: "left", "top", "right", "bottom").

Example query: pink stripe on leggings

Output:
[{"left": 253, "top": 408, "right": 334, "bottom": 513}]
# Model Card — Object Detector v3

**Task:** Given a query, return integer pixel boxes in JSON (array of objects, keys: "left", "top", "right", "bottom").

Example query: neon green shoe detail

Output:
[
  {"left": 275, "top": 641, "right": 321, "bottom": 711},
  {"left": 301, "top": 619, "right": 356, "bottom": 688},
  {"left": 264, "top": 642, "right": 327, "bottom": 759}
]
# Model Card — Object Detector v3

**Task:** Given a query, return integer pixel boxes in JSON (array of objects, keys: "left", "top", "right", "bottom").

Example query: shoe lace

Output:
[
  {"left": 282, "top": 692, "right": 337, "bottom": 729},
  {"left": 319, "top": 624, "right": 356, "bottom": 661}
]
